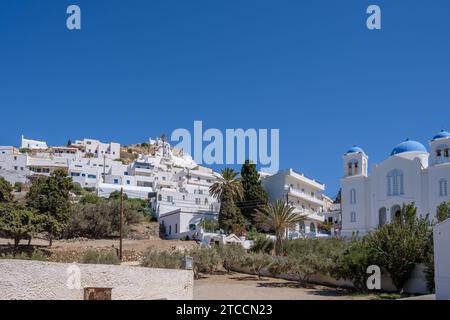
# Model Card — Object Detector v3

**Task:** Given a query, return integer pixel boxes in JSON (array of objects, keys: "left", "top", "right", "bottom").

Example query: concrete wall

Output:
[
  {"left": 434, "top": 219, "right": 450, "bottom": 300},
  {"left": 0, "top": 260, "right": 193, "bottom": 300},
  {"left": 231, "top": 262, "right": 429, "bottom": 294}
]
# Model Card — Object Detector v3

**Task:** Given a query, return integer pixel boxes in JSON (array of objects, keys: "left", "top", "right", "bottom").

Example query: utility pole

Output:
[{"left": 119, "top": 187, "right": 124, "bottom": 261}]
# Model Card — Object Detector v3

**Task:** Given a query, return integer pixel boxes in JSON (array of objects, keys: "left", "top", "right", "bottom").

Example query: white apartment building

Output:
[
  {"left": 72, "top": 138, "right": 121, "bottom": 160},
  {"left": 1, "top": 135, "right": 221, "bottom": 238},
  {"left": 261, "top": 168, "right": 326, "bottom": 237},
  {"left": 341, "top": 130, "right": 450, "bottom": 236}
]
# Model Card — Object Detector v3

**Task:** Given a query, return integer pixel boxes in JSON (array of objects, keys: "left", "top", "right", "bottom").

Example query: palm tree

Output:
[
  {"left": 254, "top": 200, "right": 305, "bottom": 256},
  {"left": 209, "top": 168, "right": 243, "bottom": 202},
  {"left": 209, "top": 168, "right": 244, "bottom": 234}
]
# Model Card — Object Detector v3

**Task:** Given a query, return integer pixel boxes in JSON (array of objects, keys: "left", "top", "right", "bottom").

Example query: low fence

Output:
[
  {"left": 0, "top": 259, "right": 193, "bottom": 300},
  {"left": 231, "top": 263, "right": 429, "bottom": 294}
]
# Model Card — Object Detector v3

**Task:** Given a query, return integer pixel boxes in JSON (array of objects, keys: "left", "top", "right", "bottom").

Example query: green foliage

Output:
[
  {"left": 0, "top": 249, "right": 46, "bottom": 261},
  {"left": 254, "top": 200, "right": 304, "bottom": 256},
  {"left": 250, "top": 234, "right": 274, "bottom": 254},
  {"left": 13, "top": 182, "right": 23, "bottom": 192},
  {"left": 0, "top": 177, "right": 13, "bottom": 203},
  {"left": 216, "top": 243, "right": 246, "bottom": 273},
  {"left": 65, "top": 196, "right": 144, "bottom": 238},
  {"left": 242, "top": 253, "right": 274, "bottom": 279},
  {"left": 240, "top": 160, "right": 268, "bottom": 225},
  {"left": 26, "top": 169, "right": 73, "bottom": 246},
  {"left": 365, "top": 203, "right": 434, "bottom": 292},
  {"left": 436, "top": 202, "right": 450, "bottom": 223},
  {"left": 218, "top": 188, "right": 243, "bottom": 234},
  {"left": 0, "top": 202, "right": 39, "bottom": 247},
  {"left": 188, "top": 247, "right": 222, "bottom": 279},
  {"left": 80, "top": 250, "right": 120, "bottom": 265},
  {"left": 199, "top": 218, "right": 219, "bottom": 233},
  {"left": 332, "top": 239, "right": 374, "bottom": 292},
  {"left": 140, "top": 249, "right": 184, "bottom": 269},
  {"left": 210, "top": 168, "right": 244, "bottom": 234}
]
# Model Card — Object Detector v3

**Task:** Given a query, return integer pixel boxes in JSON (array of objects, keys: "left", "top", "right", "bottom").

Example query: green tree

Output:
[
  {"left": 0, "top": 177, "right": 13, "bottom": 203},
  {"left": 209, "top": 168, "right": 244, "bottom": 234},
  {"left": 436, "top": 202, "right": 450, "bottom": 223},
  {"left": 254, "top": 200, "right": 304, "bottom": 256},
  {"left": 0, "top": 202, "right": 38, "bottom": 247},
  {"left": 365, "top": 203, "right": 433, "bottom": 292},
  {"left": 26, "top": 169, "right": 73, "bottom": 246},
  {"left": 239, "top": 160, "right": 268, "bottom": 226}
]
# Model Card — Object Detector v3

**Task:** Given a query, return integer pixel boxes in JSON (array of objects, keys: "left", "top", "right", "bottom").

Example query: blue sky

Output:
[{"left": 1, "top": 0, "right": 449, "bottom": 197}]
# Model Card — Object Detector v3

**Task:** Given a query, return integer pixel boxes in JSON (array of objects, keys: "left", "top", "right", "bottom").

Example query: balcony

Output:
[{"left": 287, "top": 187, "right": 324, "bottom": 207}]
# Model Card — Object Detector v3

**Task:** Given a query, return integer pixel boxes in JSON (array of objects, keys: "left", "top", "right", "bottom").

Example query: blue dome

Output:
[
  {"left": 346, "top": 146, "right": 365, "bottom": 155},
  {"left": 432, "top": 130, "right": 450, "bottom": 141},
  {"left": 391, "top": 139, "right": 427, "bottom": 156}
]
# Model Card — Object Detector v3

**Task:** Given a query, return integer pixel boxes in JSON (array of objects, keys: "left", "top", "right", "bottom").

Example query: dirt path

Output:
[{"left": 194, "top": 272, "right": 374, "bottom": 300}]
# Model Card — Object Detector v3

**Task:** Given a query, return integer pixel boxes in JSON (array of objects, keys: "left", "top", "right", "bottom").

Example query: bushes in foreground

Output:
[{"left": 80, "top": 250, "right": 121, "bottom": 265}]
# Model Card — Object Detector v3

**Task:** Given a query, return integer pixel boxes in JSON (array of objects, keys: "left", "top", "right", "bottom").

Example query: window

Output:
[
  {"left": 195, "top": 198, "right": 201, "bottom": 205},
  {"left": 126, "top": 180, "right": 130, "bottom": 185},
  {"left": 158, "top": 194, "right": 162, "bottom": 201},
  {"left": 175, "top": 224, "right": 178, "bottom": 234},
  {"left": 169, "top": 225, "right": 172, "bottom": 235},
  {"left": 204, "top": 198, "right": 208, "bottom": 205},
  {"left": 439, "top": 179, "right": 448, "bottom": 197},
  {"left": 387, "top": 169, "right": 404, "bottom": 196},
  {"left": 88, "top": 174, "right": 96, "bottom": 179},
  {"left": 167, "top": 196, "right": 174, "bottom": 203},
  {"left": 350, "top": 211, "right": 356, "bottom": 223},
  {"left": 350, "top": 189, "right": 356, "bottom": 204},
  {"left": 14, "top": 166, "right": 18, "bottom": 170},
  {"left": 114, "top": 179, "right": 119, "bottom": 184}
]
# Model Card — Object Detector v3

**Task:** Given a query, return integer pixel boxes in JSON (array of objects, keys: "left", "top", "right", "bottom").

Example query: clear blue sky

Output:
[{"left": 1, "top": 0, "right": 449, "bottom": 198}]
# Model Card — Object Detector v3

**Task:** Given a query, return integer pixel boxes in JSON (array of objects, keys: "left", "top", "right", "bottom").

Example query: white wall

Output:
[
  {"left": 434, "top": 219, "right": 450, "bottom": 300},
  {"left": 0, "top": 260, "right": 193, "bottom": 300}
]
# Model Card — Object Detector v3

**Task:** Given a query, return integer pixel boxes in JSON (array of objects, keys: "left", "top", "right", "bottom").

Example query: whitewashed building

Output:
[
  {"left": 434, "top": 218, "right": 450, "bottom": 300},
  {"left": 341, "top": 130, "right": 450, "bottom": 236},
  {"left": 261, "top": 168, "right": 326, "bottom": 237}
]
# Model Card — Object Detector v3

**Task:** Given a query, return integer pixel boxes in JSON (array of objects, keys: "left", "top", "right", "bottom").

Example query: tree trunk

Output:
[
  {"left": 275, "top": 231, "right": 283, "bottom": 256},
  {"left": 48, "top": 234, "right": 53, "bottom": 247},
  {"left": 28, "top": 235, "right": 32, "bottom": 246},
  {"left": 14, "top": 235, "right": 20, "bottom": 248}
]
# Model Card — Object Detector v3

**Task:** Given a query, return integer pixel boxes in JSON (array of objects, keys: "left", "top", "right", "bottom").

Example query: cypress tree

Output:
[{"left": 240, "top": 160, "right": 268, "bottom": 226}]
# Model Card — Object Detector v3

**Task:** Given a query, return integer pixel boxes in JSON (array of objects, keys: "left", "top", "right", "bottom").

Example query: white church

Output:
[{"left": 341, "top": 130, "right": 450, "bottom": 236}]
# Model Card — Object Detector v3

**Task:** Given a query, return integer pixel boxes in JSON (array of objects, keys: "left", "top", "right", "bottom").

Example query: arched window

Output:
[
  {"left": 439, "top": 179, "right": 448, "bottom": 197},
  {"left": 387, "top": 169, "right": 404, "bottom": 196},
  {"left": 435, "top": 145, "right": 449, "bottom": 164},
  {"left": 309, "top": 223, "right": 316, "bottom": 234},
  {"left": 350, "top": 189, "right": 356, "bottom": 204}
]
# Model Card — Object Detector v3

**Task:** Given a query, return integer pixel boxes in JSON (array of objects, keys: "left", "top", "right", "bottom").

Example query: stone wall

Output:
[{"left": 0, "top": 259, "right": 193, "bottom": 300}]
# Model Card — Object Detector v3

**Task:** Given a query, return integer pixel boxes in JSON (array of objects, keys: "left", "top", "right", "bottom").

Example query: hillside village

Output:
[
  {"left": 0, "top": 135, "right": 335, "bottom": 243},
  {"left": 0, "top": 134, "right": 449, "bottom": 300}
]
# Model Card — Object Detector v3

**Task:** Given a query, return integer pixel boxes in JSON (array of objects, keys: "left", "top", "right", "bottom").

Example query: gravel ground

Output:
[{"left": 194, "top": 272, "right": 374, "bottom": 300}]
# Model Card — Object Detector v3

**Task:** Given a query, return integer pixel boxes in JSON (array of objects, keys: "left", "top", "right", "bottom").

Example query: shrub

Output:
[
  {"left": 64, "top": 197, "right": 145, "bottom": 238},
  {"left": 332, "top": 239, "right": 374, "bottom": 292},
  {"left": 250, "top": 234, "right": 274, "bottom": 254},
  {"left": 188, "top": 247, "right": 222, "bottom": 279},
  {"left": 365, "top": 203, "right": 433, "bottom": 292},
  {"left": 80, "top": 250, "right": 121, "bottom": 265},
  {"left": 0, "top": 249, "right": 46, "bottom": 261},
  {"left": 14, "top": 182, "right": 23, "bottom": 192},
  {"left": 242, "top": 253, "right": 274, "bottom": 279},
  {"left": 216, "top": 243, "right": 246, "bottom": 273},
  {"left": 140, "top": 249, "right": 184, "bottom": 269}
]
